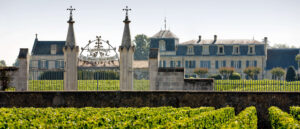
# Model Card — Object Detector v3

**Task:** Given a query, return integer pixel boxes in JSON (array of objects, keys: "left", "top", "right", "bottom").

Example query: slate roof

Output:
[
  {"left": 151, "top": 30, "right": 178, "bottom": 39},
  {"left": 266, "top": 49, "right": 300, "bottom": 70},
  {"left": 180, "top": 39, "right": 263, "bottom": 45},
  {"left": 31, "top": 39, "right": 65, "bottom": 55}
]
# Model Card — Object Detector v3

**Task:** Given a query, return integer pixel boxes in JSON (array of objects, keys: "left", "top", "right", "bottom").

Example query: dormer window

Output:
[
  {"left": 202, "top": 45, "right": 209, "bottom": 55},
  {"left": 187, "top": 45, "right": 194, "bottom": 55},
  {"left": 232, "top": 45, "right": 240, "bottom": 55},
  {"left": 217, "top": 45, "right": 224, "bottom": 55},
  {"left": 51, "top": 44, "right": 57, "bottom": 55},
  {"left": 248, "top": 45, "right": 255, "bottom": 55},
  {"left": 159, "top": 40, "right": 166, "bottom": 51}
]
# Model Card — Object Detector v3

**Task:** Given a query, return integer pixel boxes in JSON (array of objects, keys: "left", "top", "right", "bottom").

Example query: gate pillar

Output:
[
  {"left": 119, "top": 6, "right": 134, "bottom": 91},
  {"left": 63, "top": 6, "right": 79, "bottom": 91},
  {"left": 16, "top": 48, "right": 29, "bottom": 91}
]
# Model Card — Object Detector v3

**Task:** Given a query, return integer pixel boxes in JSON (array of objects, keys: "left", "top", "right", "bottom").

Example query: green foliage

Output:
[
  {"left": 229, "top": 72, "right": 241, "bottom": 80},
  {"left": 0, "top": 107, "right": 215, "bottom": 128},
  {"left": 219, "top": 67, "right": 235, "bottom": 79},
  {"left": 194, "top": 68, "right": 209, "bottom": 78},
  {"left": 286, "top": 66, "right": 297, "bottom": 81},
  {"left": 214, "top": 80, "right": 300, "bottom": 92},
  {"left": 290, "top": 106, "right": 300, "bottom": 121},
  {"left": 268, "top": 106, "right": 300, "bottom": 129},
  {"left": 221, "top": 106, "right": 257, "bottom": 129},
  {"left": 296, "top": 55, "right": 300, "bottom": 61},
  {"left": 164, "top": 107, "right": 235, "bottom": 128},
  {"left": 243, "top": 67, "right": 261, "bottom": 80},
  {"left": 39, "top": 71, "right": 64, "bottom": 80},
  {"left": 271, "top": 67, "right": 285, "bottom": 80},
  {"left": 78, "top": 70, "right": 119, "bottom": 80},
  {"left": 208, "top": 74, "right": 222, "bottom": 80},
  {"left": 0, "top": 60, "right": 6, "bottom": 67},
  {"left": 133, "top": 34, "right": 150, "bottom": 60}
]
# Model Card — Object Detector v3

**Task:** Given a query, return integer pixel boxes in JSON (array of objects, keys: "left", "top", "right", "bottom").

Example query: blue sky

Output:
[{"left": 1, "top": 0, "right": 300, "bottom": 65}]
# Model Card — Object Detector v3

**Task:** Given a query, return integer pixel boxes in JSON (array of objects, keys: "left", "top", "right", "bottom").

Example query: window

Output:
[
  {"left": 232, "top": 45, "right": 240, "bottom": 55},
  {"left": 217, "top": 45, "right": 224, "bottom": 55},
  {"left": 200, "top": 61, "right": 211, "bottom": 69},
  {"left": 170, "top": 61, "right": 175, "bottom": 68},
  {"left": 185, "top": 60, "right": 195, "bottom": 68},
  {"left": 215, "top": 61, "right": 219, "bottom": 69},
  {"left": 231, "top": 60, "right": 242, "bottom": 69},
  {"left": 187, "top": 46, "right": 194, "bottom": 55},
  {"left": 246, "top": 60, "right": 257, "bottom": 67},
  {"left": 248, "top": 45, "right": 255, "bottom": 55},
  {"left": 51, "top": 44, "right": 57, "bottom": 55},
  {"left": 177, "top": 61, "right": 181, "bottom": 67},
  {"left": 55, "top": 60, "right": 64, "bottom": 69},
  {"left": 163, "top": 60, "right": 166, "bottom": 67},
  {"left": 159, "top": 40, "right": 166, "bottom": 51},
  {"left": 202, "top": 45, "right": 209, "bottom": 55},
  {"left": 39, "top": 60, "right": 48, "bottom": 69},
  {"left": 222, "top": 60, "right": 226, "bottom": 67}
]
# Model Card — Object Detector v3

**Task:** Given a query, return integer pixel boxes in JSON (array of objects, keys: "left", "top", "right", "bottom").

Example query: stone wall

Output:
[
  {"left": 0, "top": 91, "right": 299, "bottom": 128},
  {"left": 156, "top": 68, "right": 213, "bottom": 90}
]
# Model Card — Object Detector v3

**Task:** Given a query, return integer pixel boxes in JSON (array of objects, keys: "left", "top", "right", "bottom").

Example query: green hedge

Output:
[
  {"left": 164, "top": 107, "right": 235, "bottom": 129},
  {"left": 0, "top": 107, "right": 215, "bottom": 128},
  {"left": 290, "top": 106, "right": 300, "bottom": 121},
  {"left": 269, "top": 106, "right": 300, "bottom": 129},
  {"left": 221, "top": 106, "right": 257, "bottom": 129}
]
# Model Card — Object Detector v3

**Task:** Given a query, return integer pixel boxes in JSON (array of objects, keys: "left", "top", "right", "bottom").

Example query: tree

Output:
[
  {"left": 286, "top": 66, "right": 297, "bottom": 81},
  {"left": 229, "top": 72, "right": 241, "bottom": 80},
  {"left": 0, "top": 60, "right": 6, "bottom": 67},
  {"left": 133, "top": 34, "right": 150, "bottom": 60},
  {"left": 219, "top": 67, "right": 235, "bottom": 79},
  {"left": 194, "top": 68, "right": 208, "bottom": 78},
  {"left": 243, "top": 67, "right": 261, "bottom": 80},
  {"left": 270, "top": 67, "right": 285, "bottom": 80},
  {"left": 271, "top": 43, "right": 296, "bottom": 48}
]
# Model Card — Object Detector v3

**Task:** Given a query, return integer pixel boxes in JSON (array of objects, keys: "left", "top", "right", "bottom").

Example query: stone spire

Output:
[
  {"left": 121, "top": 6, "right": 133, "bottom": 49},
  {"left": 66, "top": 6, "right": 76, "bottom": 47}
]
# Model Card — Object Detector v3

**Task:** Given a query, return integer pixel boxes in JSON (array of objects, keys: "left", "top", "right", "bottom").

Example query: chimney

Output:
[
  {"left": 212, "top": 35, "right": 217, "bottom": 44},
  {"left": 264, "top": 37, "right": 268, "bottom": 44},
  {"left": 197, "top": 35, "right": 201, "bottom": 43}
]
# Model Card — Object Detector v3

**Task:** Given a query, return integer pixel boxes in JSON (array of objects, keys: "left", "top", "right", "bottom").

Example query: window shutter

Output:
[
  {"left": 239, "top": 61, "right": 242, "bottom": 68},
  {"left": 231, "top": 61, "right": 234, "bottom": 67},
  {"left": 178, "top": 61, "right": 181, "bottom": 67},
  {"left": 163, "top": 61, "right": 166, "bottom": 67},
  {"left": 215, "top": 61, "right": 219, "bottom": 69},
  {"left": 159, "top": 61, "right": 162, "bottom": 67},
  {"left": 185, "top": 61, "right": 188, "bottom": 68},
  {"left": 46, "top": 61, "right": 49, "bottom": 69},
  {"left": 61, "top": 61, "right": 64, "bottom": 68},
  {"left": 208, "top": 61, "right": 211, "bottom": 69},
  {"left": 193, "top": 61, "right": 196, "bottom": 68},
  {"left": 254, "top": 60, "right": 257, "bottom": 67},
  {"left": 38, "top": 60, "right": 41, "bottom": 69},
  {"left": 55, "top": 61, "right": 58, "bottom": 68},
  {"left": 246, "top": 60, "right": 249, "bottom": 67}
]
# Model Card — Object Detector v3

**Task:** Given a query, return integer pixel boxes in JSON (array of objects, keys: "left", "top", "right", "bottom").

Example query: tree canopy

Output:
[
  {"left": 194, "top": 68, "right": 209, "bottom": 78},
  {"left": 219, "top": 67, "right": 235, "bottom": 79},
  {"left": 270, "top": 67, "right": 285, "bottom": 80},
  {"left": 133, "top": 34, "right": 150, "bottom": 60},
  {"left": 286, "top": 66, "right": 297, "bottom": 81},
  {"left": 243, "top": 67, "right": 261, "bottom": 80},
  {"left": 0, "top": 60, "right": 6, "bottom": 67}
]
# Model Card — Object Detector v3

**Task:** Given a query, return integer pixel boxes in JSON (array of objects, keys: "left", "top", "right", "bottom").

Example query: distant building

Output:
[{"left": 150, "top": 29, "right": 300, "bottom": 79}]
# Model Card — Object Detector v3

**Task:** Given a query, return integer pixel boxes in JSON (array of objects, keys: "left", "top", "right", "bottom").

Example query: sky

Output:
[{"left": 1, "top": 0, "right": 300, "bottom": 65}]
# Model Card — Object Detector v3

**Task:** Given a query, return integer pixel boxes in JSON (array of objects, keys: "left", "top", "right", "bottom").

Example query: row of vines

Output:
[
  {"left": 0, "top": 106, "right": 257, "bottom": 129},
  {"left": 269, "top": 106, "right": 300, "bottom": 129}
]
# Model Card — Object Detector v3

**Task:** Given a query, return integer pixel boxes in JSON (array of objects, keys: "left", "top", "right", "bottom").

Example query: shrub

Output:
[
  {"left": 208, "top": 74, "right": 222, "bottom": 80},
  {"left": 229, "top": 72, "right": 241, "bottom": 80},
  {"left": 164, "top": 107, "right": 235, "bottom": 128},
  {"left": 290, "top": 106, "right": 300, "bottom": 121},
  {"left": 268, "top": 106, "right": 300, "bottom": 129},
  {"left": 286, "top": 66, "right": 297, "bottom": 81},
  {"left": 221, "top": 106, "right": 257, "bottom": 129}
]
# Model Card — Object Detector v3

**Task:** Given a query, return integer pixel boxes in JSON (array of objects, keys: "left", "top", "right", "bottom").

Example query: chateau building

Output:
[{"left": 150, "top": 29, "right": 300, "bottom": 79}]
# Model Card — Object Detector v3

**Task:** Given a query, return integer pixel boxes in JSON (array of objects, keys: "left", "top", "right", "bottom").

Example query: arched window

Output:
[{"left": 159, "top": 40, "right": 166, "bottom": 51}]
